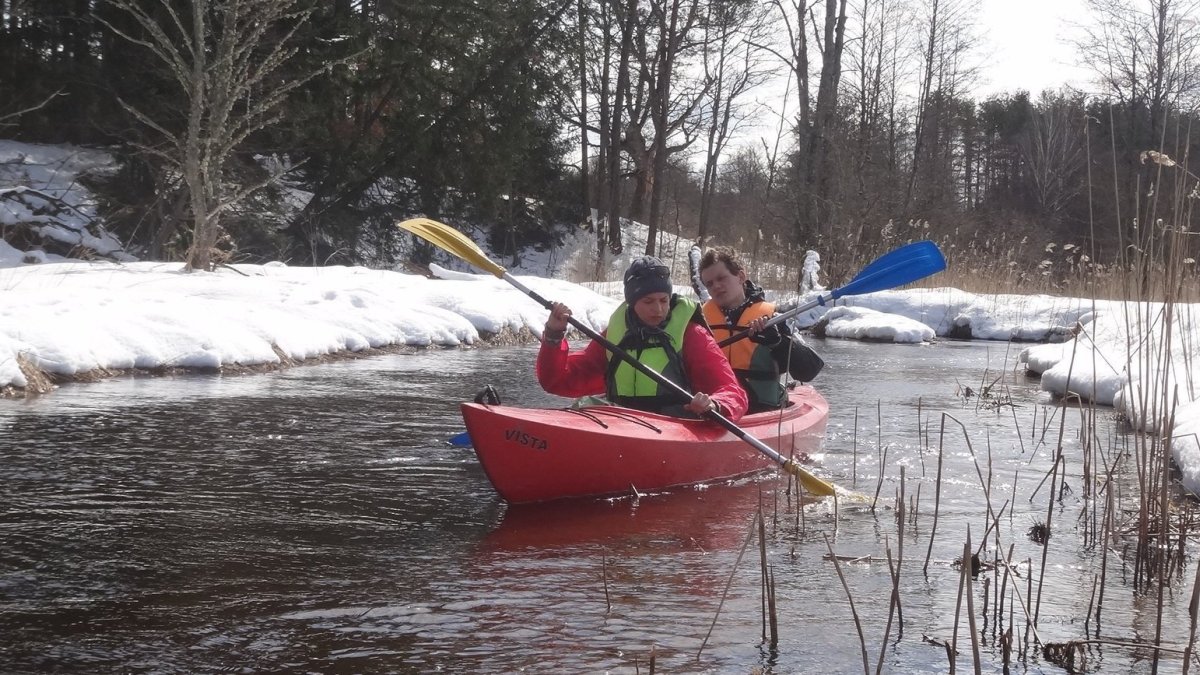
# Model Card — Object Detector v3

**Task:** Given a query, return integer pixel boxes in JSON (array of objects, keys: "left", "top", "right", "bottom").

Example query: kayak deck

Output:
[{"left": 460, "top": 386, "right": 829, "bottom": 503}]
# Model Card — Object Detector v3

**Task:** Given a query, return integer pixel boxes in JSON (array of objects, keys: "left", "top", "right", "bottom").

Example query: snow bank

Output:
[
  {"left": 0, "top": 141, "right": 133, "bottom": 262},
  {"left": 0, "top": 260, "right": 617, "bottom": 385}
]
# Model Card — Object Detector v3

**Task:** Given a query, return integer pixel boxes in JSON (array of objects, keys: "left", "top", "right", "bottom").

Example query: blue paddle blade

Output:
[
  {"left": 448, "top": 431, "right": 473, "bottom": 447},
  {"left": 831, "top": 240, "right": 946, "bottom": 300}
]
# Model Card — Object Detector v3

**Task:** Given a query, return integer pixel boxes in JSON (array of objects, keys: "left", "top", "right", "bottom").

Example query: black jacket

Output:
[{"left": 723, "top": 281, "right": 824, "bottom": 383}]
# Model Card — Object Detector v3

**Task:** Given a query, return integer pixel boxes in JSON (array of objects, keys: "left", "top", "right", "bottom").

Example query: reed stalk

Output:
[
  {"left": 916, "top": 396, "right": 924, "bottom": 462},
  {"left": 1094, "top": 475, "right": 1114, "bottom": 635},
  {"left": 758, "top": 509, "right": 778, "bottom": 647},
  {"left": 853, "top": 406, "right": 860, "bottom": 488},
  {"left": 874, "top": 538, "right": 899, "bottom": 675},
  {"left": 981, "top": 576, "right": 990, "bottom": 632},
  {"left": 892, "top": 467, "right": 906, "bottom": 631},
  {"left": 697, "top": 513, "right": 759, "bottom": 658},
  {"left": 964, "top": 537, "right": 982, "bottom": 675},
  {"left": 1033, "top": 454, "right": 1062, "bottom": 628},
  {"left": 823, "top": 532, "right": 871, "bottom": 675},
  {"left": 1183, "top": 546, "right": 1200, "bottom": 675},
  {"left": 923, "top": 418, "right": 946, "bottom": 575},
  {"left": 950, "top": 532, "right": 968, "bottom": 673},
  {"left": 871, "top": 444, "right": 889, "bottom": 513},
  {"left": 602, "top": 553, "right": 611, "bottom": 614},
  {"left": 876, "top": 399, "right": 882, "bottom": 469},
  {"left": 998, "top": 543, "right": 1014, "bottom": 637},
  {"left": 912, "top": 483, "right": 921, "bottom": 534},
  {"left": 1010, "top": 404, "right": 1026, "bottom": 455}
]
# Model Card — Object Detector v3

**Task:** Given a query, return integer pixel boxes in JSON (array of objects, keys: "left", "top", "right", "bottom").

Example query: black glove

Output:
[{"left": 748, "top": 322, "right": 785, "bottom": 346}]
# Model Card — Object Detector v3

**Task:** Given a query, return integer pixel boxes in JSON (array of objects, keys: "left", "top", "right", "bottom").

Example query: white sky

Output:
[{"left": 975, "top": 0, "right": 1094, "bottom": 97}]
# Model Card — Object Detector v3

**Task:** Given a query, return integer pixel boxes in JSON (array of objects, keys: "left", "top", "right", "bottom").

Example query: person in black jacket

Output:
[{"left": 698, "top": 247, "right": 824, "bottom": 413}]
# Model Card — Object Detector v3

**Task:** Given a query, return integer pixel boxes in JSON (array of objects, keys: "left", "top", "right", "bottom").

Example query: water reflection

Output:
[{"left": 484, "top": 478, "right": 780, "bottom": 554}]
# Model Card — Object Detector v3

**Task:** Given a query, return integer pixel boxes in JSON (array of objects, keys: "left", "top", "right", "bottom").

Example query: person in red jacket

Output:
[{"left": 537, "top": 256, "right": 748, "bottom": 422}]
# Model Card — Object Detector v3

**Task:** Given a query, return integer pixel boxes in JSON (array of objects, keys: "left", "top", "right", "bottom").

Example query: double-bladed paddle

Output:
[
  {"left": 716, "top": 240, "right": 947, "bottom": 347},
  {"left": 398, "top": 217, "right": 839, "bottom": 497}
]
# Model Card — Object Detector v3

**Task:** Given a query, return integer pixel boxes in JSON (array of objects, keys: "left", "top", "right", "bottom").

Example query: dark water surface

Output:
[{"left": 1, "top": 340, "right": 1194, "bottom": 673}]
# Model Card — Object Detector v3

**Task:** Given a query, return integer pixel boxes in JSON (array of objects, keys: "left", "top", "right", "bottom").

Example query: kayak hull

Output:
[{"left": 460, "top": 386, "right": 829, "bottom": 503}]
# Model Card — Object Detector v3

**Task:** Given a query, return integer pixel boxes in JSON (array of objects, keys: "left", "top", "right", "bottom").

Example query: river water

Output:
[{"left": 1, "top": 339, "right": 1195, "bottom": 673}]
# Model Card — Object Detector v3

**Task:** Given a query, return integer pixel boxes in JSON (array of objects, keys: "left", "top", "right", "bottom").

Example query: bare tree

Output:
[
  {"left": 1077, "top": 0, "right": 1200, "bottom": 135},
  {"left": 768, "top": 0, "right": 810, "bottom": 146},
  {"left": 592, "top": 0, "right": 616, "bottom": 277},
  {"left": 101, "top": 0, "right": 322, "bottom": 271},
  {"left": 765, "top": 0, "right": 850, "bottom": 238},
  {"left": 606, "top": 0, "right": 640, "bottom": 256},
  {"left": 844, "top": 0, "right": 910, "bottom": 220},
  {"left": 1018, "top": 93, "right": 1087, "bottom": 218},
  {"left": 644, "top": 0, "right": 703, "bottom": 255},
  {"left": 807, "top": 0, "right": 850, "bottom": 223},
  {"left": 1076, "top": 0, "right": 1200, "bottom": 217},
  {"left": 695, "top": 0, "right": 772, "bottom": 247},
  {"left": 904, "top": 0, "right": 979, "bottom": 212},
  {"left": 578, "top": 0, "right": 592, "bottom": 232}
]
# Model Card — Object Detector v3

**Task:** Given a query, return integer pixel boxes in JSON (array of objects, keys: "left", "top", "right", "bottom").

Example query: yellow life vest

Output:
[{"left": 605, "top": 295, "right": 700, "bottom": 414}]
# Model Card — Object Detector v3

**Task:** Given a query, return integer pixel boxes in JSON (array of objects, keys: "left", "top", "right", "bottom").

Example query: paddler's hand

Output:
[
  {"left": 685, "top": 392, "right": 720, "bottom": 416},
  {"left": 543, "top": 302, "right": 572, "bottom": 342},
  {"left": 747, "top": 316, "right": 783, "bottom": 346}
]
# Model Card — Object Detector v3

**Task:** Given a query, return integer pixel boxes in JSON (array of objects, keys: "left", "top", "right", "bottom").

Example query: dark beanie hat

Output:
[{"left": 623, "top": 255, "right": 673, "bottom": 304}]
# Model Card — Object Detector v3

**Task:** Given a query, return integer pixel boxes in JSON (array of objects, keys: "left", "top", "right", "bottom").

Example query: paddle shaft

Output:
[
  {"left": 394, "top": 218, "right": 835, "bottom": 495},
  {"left": 715, "top": 293, "right": 831, "bottom": 348},
  {"left": 713, "top": 240, "right": 947, "bottom": 349},
  {"left": 503, "top": 273, "right": 822, "bottom": 487}
]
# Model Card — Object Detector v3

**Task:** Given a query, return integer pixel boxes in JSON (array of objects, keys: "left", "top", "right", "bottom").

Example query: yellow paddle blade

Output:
[
  {"left": 397, "top": 218, "right": 507, "bottom": 278},
  {"left": 782, "top": 460, "right": 837, "bottom": 497}
]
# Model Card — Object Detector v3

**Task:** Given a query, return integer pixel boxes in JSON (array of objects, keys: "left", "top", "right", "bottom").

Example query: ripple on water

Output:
[{"left": 0, "top": 343, "right": 1192, "bottom": 673}]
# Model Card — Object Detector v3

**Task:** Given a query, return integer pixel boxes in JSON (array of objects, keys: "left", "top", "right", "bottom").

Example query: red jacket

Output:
[{"left": 536, "top": 322, "right": 749, "bottom": 422}]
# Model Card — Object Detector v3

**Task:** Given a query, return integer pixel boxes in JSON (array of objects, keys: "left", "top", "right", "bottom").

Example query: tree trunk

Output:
[
  {"left": 579, "top": 0, "right": 591, "bottom": 232},
  {"left": 184, "top": 0, "right": 214, "bottom": 272},
  {"left": 626, "top": 122, "right": 652, "bottom": 222},
  {"left": 606, "top": 0, "right": 639, "bottom": 256},
  {"left": 801, "top": 0, "right": 848, "bottom": 240},
  {"left": 645, "top": 0, "right": 696, "bottom": 256},
  {"left": 595, "top": 0, "right": 613, "bottom": 278},
  {"left": 905, "top": 0, "right": 939, "bottom": 212}
]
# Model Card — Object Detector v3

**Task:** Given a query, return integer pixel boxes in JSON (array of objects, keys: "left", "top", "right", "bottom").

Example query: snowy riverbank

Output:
[
  {"left": 3, "top": 139, "right": 1197, "bottom": 494},
  {"left": 3, "top": 255, "right": 1196, "bottom": 492}
]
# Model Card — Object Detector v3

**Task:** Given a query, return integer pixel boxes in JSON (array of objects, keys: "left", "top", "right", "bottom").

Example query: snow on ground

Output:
[
  {"left": 0, "top": 140, "right": 133, "bottom": 261},
  {"left": 2, "top": 138, "right": 1198, "bottom": 493},
  {"left": 813, "top": 306, "right": 936, "bottom": 343},
  {"left": 0, "top": 260, "right": 615, "bottom": 389},
  {"left": 782, "top": 287, "right": 1091, "bottom": 341}
]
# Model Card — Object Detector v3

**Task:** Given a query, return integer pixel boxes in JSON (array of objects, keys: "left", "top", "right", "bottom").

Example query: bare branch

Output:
[{"left": 0, "top": 90, "right": 67, "bottom": 127}]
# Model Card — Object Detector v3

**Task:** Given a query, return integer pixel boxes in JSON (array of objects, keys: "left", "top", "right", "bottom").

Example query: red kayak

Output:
[{"left": 460, "top": 386, "right": 829, "bottom": 503}]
